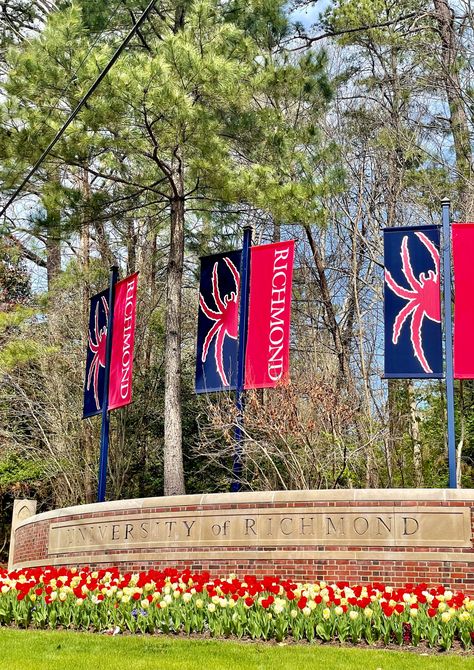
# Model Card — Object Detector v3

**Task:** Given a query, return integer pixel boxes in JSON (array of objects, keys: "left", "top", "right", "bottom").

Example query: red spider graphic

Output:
[
  {"left": 87, "top": 296, "right": 109, "bottom": 410},
  {"left": 385, "top": 231, "right": 441, "bottom": 373},
  {"left": 199, "top": 257, "right": 240, "bottom": 386}
]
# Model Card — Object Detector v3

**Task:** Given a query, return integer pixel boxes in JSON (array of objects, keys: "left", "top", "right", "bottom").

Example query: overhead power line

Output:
[{"left": 0, "top": 0, "right": 157, "bottom": 220}]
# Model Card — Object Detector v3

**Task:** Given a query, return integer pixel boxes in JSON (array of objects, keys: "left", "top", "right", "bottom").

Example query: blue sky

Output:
[{"left": 289, "top": 0, "right": 332, "bottom": 28}]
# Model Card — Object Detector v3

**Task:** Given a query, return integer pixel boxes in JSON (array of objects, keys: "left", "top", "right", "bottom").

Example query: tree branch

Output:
[
  {"left": 291, "top": 11, "right": 418, "bottom": 49},
  {"left": 5, "top": 233, "right": 47, "bottom": 269}
]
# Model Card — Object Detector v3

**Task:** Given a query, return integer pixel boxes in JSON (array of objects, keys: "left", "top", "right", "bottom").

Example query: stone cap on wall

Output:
[{"left": 14, "top": 488, "right": 474, "bottom": 530}]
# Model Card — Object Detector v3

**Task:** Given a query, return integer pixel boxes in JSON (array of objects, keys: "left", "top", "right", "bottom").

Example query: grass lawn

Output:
[
  {"left": 0, "top": 628, "right": 474, "bottom": 670},
  {"left": 0, "top": 629, "right": 472, "bottom": 670}
]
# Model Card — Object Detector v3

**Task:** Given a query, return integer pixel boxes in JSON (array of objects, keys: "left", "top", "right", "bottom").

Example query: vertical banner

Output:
[
  {"left": 83, "top": 289, "right": 109, "bottom": 418},
  {"left": 109, "top": 272, "right": 139, "bottom": 409},
  {"left": 244, "top": 240, "right": 295, "bottom": 389},
  {"left": 384, "top": 226, "right": 442, "bottom": 378},
  {"left": 195, "top": 250, "right": 242, "bottom": 393},
  {"left": 453, "top": 223, "right": 474, "bottom": 378}
]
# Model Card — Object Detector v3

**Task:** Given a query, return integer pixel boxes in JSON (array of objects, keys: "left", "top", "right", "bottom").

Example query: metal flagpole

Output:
[
  {"left": 441, "top": 199, "right": 457, "bottom": 488},
  {"left": 231, "top": 225, "right": 252, "bottom": 492},
  {"left": 97, "top": 265, "right": 119, "bottom": 502}
]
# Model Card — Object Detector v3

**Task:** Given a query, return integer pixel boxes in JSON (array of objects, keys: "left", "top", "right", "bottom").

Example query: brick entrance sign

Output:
[{"left": 9, "top": 489, "right": 474, "bottom": 592}]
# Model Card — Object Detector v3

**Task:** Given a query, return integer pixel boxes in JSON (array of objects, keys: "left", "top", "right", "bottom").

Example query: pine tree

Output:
[{"left": 2, "top": 0, "right": 336, "bottom": 494}]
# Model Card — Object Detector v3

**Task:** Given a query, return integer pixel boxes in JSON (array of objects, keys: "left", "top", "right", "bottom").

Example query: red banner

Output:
[
  {"left": 453, "top": 223, "right": 474, "bottom": 378},
  {"left": 109, "top": 272, "right": 139, "bottom": 410},
  {"left": 244, "top": 240, "right": 295, "bottom": 389}
]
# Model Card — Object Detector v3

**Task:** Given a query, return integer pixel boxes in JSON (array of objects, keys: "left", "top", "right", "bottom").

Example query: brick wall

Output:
[{"left": 10, "top": 491, "right": 474, "bottom": 592}]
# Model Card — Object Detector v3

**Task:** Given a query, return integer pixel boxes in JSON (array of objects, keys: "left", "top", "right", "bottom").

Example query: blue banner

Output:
[
  {"left": 196, "top": 250, "right": 242, "bottom": 393},
  {"left": 83, "top": 289, "right": 109, "bottom": 417},
  {"left": 384, "top": 226, "right": 443, "bottom": 378}
]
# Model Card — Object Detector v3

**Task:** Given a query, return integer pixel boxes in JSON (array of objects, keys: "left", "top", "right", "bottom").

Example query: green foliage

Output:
[
  {"left": 0, "top": 454, "right": 46, "bottom": 492},
  {"left": 0, "top": 306, "right": 53, "bottom": 371},
  {"left": 0, "top": 0, "right": 338, "bottom": 228},
  {"left": 0, "top": 245, "right": 30, "bottom": 307},
  {"left": 0, "top": 339, "right": 45, "bottom": 370},
  {"left": 1, "top": 0, "right": 471, "bottom": 514},
  {"left": 324, "top": 0, "right": 429, "bottom": 47}
]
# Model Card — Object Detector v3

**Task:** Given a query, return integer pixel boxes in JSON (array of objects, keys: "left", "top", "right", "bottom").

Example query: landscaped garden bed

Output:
[{"left": 0, "top": 567, "right": 472, "bottom": 652}]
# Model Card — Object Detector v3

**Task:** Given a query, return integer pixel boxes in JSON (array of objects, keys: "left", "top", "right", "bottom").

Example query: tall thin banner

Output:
[
  {"left": 83, "top": 273, "right": 138, "bottom": 418},
  {"left": 245, "top": 240, "right": 295, "bottom": 389},
  {"left": 109, "top": 272, "right": 139, "bottom": 409},
  {"left": 452, "top": 223, "right": 474, "bottom": 378},
  {"left": 384, "top": 226, "right": 442, "bottom": 378},
  {"left": 83, "top": 288, "right": 109, "bottom": 418},
  {"left": 196, "top": 250, "right": 242, "bottom": 393}
]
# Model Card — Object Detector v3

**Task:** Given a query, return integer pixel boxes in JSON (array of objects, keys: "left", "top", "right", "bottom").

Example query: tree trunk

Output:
[
  {"left": 127, "top": 219, "right": 137, "bottom": 274},
  {"left": 144, "top": 231, "right": 157, "bottom": 369},
  {"left": 303, "top": 223, "right": 349, "bottom": 384},
  {"left": 456, "top": 380, "right": 465, "bottom": 486},
  {"left": 433, "top": 0, "right": 474, "bottom": 220},
  {"left": 408, "top": 382, "right": 424, "bottom": 487},
  {"left": 80, "top": 166, "right": 95, "bottom": 504},
  {"left": 43, "top": 171, "right": 62, "bottom": 287},
  {"left": 387, "top": 379, "right": 403, "bottom": 484},
  {"left": 45, "top": 224, "right": 61, "bottom": 287},
  {"left": 163, "top": 166, "right": 186, "bottom": 496},
  {"left": 273, "top": 221, "right": 281, "bottom": 243},
  {"left": 95, "top": 219, "right": 115, "bottom": 267}
]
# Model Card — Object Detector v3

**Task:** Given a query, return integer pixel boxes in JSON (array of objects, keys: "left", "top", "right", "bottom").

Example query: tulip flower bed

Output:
[{"left": 1, "top": 567, "right": 473, "bottom": 652}]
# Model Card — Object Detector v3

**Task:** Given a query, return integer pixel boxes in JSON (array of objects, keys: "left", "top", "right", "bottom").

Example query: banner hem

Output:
[
  {"left": 195, "top": 386, "right": 237, "bottom": 394},
  {"left": 382, "top": 373, "right": 444, "bottom": 379}
]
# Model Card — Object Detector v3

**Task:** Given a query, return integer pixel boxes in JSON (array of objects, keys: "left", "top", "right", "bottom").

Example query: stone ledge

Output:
[{"left": 14, "top": 488, "right": 474, "bottom": 529}]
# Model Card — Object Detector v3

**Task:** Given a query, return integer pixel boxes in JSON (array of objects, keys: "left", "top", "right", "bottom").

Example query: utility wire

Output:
[{"left": 0, "top": 0, "right": 157, "bottom": 220}]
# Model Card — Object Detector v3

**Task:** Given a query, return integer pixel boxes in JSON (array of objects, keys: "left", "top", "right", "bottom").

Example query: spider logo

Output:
[
  {"left": 199, "top": 257, "right": 240, "bottom": 386},
  {"left": 385, "top": 231, "right": 441, "bottom": 373},
  {"left": 87, "top": 296, "right": 109, "bottom": 410}
]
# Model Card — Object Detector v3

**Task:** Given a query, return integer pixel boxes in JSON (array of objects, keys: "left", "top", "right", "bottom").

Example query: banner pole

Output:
[
  {"left": 97, "top": 265, "right": 119, "bottom": 502},
  {"left": 441, "top": 199, "right": 457, "bottom": 488},
  {"left": 231, "top": 225, "right": 252, "bottom": 492}
]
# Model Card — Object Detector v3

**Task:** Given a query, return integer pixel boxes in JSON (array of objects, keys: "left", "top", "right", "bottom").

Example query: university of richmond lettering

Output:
[{"left": 48, "top": 509, "right": 464, "bottom": 554}]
